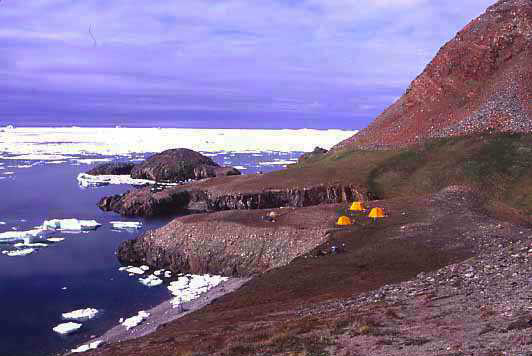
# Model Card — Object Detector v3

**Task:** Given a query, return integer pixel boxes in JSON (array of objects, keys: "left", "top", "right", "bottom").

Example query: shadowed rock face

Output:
[
  {"left": 131, "top": 148, "right": 220, "bottom": 182},
  {"left": 86, "top": 162, "right": 136, "bottom": 175},
  {"left": 335, "top": 0, "right": 532, "bottom": 150},
  {"left": 98, "top": 183, "right": 365, "bottom": 217}
]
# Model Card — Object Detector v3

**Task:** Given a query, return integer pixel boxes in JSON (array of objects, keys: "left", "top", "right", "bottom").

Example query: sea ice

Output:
[
  {"left": 42, "top": 219, "right": 101, "bottom": 231},
  {"left": 110, "top": 221, "right": 143, "bottom": 230},
  {"left": 77, "top": 173, "right": 168, "bottom": 188},
  {"left": 52, "top": 322, "right": 82, "bottom": 335},
  {"left": 47, "top": 237, "right": 65, "bottom": 242},
  {"left": 71, "top": 340, "right": 103, "bottom": 353},
  {"left": 121, "top": 310, "right": 150, "bottom": 330},
  {"left": 139, "top": 274, "right": 163, "bottom": 287},
  {"left": 0, "top": 228, "right": 49, "bottom": 243},
  {"left": 168, "top": 274, "right": 229, "bottom": 308},
  {"left": 2, "top": 248, "right": 35, "bottom": 256},
  {"left": 14, "top": 242, "right": 49, "bottom": 248},
  {"left": 0, "top": 222, "right": 6, "bottom": 225},
  {"left": 0, "top": 127, "right": 357, "bottom": 161},
  {"left": 122, "top": 266, "right": 145, "bottom": 275},
  {"left": 62, "top": 308, "right": 99, "bottom": 321}
]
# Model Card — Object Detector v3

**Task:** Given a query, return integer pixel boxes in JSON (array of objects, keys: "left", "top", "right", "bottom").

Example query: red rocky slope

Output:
[{"left": 335, "top": 0, "right": 532, "bottom": 150}]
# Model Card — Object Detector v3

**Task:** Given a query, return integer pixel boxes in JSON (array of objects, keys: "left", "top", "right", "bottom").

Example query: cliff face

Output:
[
  {"left": 335, "top": 0, "right": 532, "bottom": 150},
  {"left": 99, "top": 183, "right": 366, "bottom": 217},
  {"left": 116, "top": 205, "right": 337, "bottom": 277}
]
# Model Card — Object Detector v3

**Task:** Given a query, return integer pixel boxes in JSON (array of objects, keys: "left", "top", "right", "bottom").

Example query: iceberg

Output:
[
  {"left": 139, "top": 274, "right": 163, "bottom": 287},
  {"left": 71, "top": 340, "right": 103, "bottom": 353},
  {"left": 110, "top": 221, "right": 143, "bottom": 230},
  {"left": 121, "top": 311, "right": 150, "bottom": 330},
  {"left": 0, "top": 228, "right": 49, "bottom": 243},
  {"left": 52, "top": 322, "right": 82, "bottom": 335},
  {"left": 62, "top": 308, "right": 99, "bottom": 321},
  {"left": 42, "top": 219, "right": 101, "bottom": 231},
  {"left": 2, "top": 248, "right": 35, "bottom": 256}
]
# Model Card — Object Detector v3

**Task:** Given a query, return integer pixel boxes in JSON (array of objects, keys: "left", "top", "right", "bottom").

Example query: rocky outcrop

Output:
[
  {"left": 298, "top": 147, "right": 328, "bottom": 163},
  {"left": 117, "top": 205, "right": 336, "bottom": 276},
  {"left": 99, "top": 183, "right": 365, "bottom": 217},
  {"left": 131, "top": 148, "right": 220, "bottom": 182},
  {"left": 334, "top": 0, "right": 532, "bottom": 150},
  {"left": 193, "top": 165, "right": 241, "bottom": 180},
  {"left": 86, "top": 162, "right": 136, "bottom": 175}
]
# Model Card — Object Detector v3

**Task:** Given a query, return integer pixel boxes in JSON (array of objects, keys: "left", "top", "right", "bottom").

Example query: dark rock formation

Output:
[
  {"left": 298, "top": 147, "right": 328, "bottom": 163},
  {"left": 86, "top": 162, "right": 136, "bottom": 175},
  {"left": 116, "top": 205, "right": 335, "bottom": 276},
  {"left": 99, "top": 183, "right": 365, "bottom": 217},
  {"left": 131, "top": 148, "right": 220, "bottom": 182},
  {"left": 334, "top": 0, "right": 532, "bottom": 150},
  {"left": 193, "top": 165, "right": 241, "bottom": 180}
]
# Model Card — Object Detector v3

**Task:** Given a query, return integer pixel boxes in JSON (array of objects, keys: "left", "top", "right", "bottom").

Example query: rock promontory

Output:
[{"left": 86, "top": 162, "right": 136, "bottom": 176}]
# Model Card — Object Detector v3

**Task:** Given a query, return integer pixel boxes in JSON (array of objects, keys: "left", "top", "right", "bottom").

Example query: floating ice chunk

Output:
[
  {"left": 164, "top": 270, "right": 172, "bottom": 278},
  {"left": 62, "top": 308, "right": 99, "bottom": 321},
  {"left": 42, "top": 219, "right": 101, "bottom": 231},
  {"left": 110, "top": 221, "right": 142, "bottom": 230},
  {"left": 71, "top": 340, "right": 103, "bottom": 353},
  {"left": 124, "top": 266, "right": 145, "bottom": 275},
  {"left": 2, "top": 248, "right": 35, "bottom": 256},
  {"left": 0, "top": 228, "right": 50, "bottom": 243},
  {"left": 140, "top": 265, "right": 150, "bottom": 271},
  {"left": 121, "top": 311, "right": 150, "bottom": 330},
  {"left": 53, "top": 322, "right": 82, "bottom": 335},
  {"left": 47, "top": 237, "right": 65, "bottom": 242},
  {"left": 139, "top": 274, "right": 163, "bottom": 287},
  {"left": 0, "top": 222, "right": 5, "bottom": 225},
  {"left": 77, "top": 173, "right": 177, "bottom": 188},
  {"left": 14, "top": 242, "right": 48, "bottom": 248},
  {"left": 76, "top": 158, "right": 111, "bottom": 165},
  {"left": 153, "top": 269, "right": 163, "bottom": 276}
]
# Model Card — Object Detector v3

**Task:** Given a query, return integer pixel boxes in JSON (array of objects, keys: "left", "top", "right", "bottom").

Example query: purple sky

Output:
[{"left": 1, "top": 0, "right": 494, "bottom": 129}]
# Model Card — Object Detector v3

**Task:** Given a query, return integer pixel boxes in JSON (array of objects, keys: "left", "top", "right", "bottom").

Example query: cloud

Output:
[{"left": 0, "top": 0, "right": 495, "bottom": 128}]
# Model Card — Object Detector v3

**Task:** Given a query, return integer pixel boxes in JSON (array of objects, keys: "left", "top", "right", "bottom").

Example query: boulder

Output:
[
  {"left": 86, "top": 162, "right": 135, "bottom": 176},
  {"left": 131, "top": 148, "right": 219, "bottom": 182}
]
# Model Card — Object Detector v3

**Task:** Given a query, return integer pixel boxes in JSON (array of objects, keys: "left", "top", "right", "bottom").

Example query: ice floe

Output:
[
  {"left": 0, "top": 222, "right": 6, "bottom": 225},
  {"left": 139, "top": 274, "right": 163, "bottom": 287},
  {"left": 47, "top": 237, "right": 65, "bottom": 242},
  {"left": 71, "top": 340, "right": 103, "bottom": 353},
  {"left": 62, "top": 308, "right": 99, "bottom": 321},
  {"left": 76, "top": 173, "right": 167, "bottom": 188},
  {"left": 76, "top": 158, "right": 112, "bottom": 165},
  {"left": 0, "top": 228, "right": 48, "bottom": 243},
  {"left": 0, "top": 127, "right": 357, "bottom": 161},
  {"left": 2, "top": 248, "right": 35, "bottom": 256},
  {"left": 233, "top": 166, "right": 247, "bottom": 170},
  {"left": 52, "top": 322, "right": 82, "bottom": 335},
  {"left": 121, "top": 310, "right": 150, "bottom": 330},
  {"left": 110, "top": 221, "right": 142, "bottom": 230},
  {"left": 14, "top": 242, "right": 49, "bottom": 248},
  {"left": 119, "top": 266, "right": 146, "bottom": 275},
  {"left": 42, "top": 219, "right": 101, "bottom": 231},
  {"left": 168, "top": 274, "right": 228, "bottom": 308}
]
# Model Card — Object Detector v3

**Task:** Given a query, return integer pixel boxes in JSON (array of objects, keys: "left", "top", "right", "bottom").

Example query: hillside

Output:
[{"left": 334, "top": 0, "right": 532, "bottom": 150}]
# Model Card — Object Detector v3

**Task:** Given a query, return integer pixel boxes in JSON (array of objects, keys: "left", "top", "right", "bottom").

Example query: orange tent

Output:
[
  {"left": 336, "top": 216, "right": 352, "bottom": 226},
  {"left": 349, "top": 201, "right": 365, "bottom": 211},
  {"left": 368, "top": 207, "right": 385, "bottom": 218}
]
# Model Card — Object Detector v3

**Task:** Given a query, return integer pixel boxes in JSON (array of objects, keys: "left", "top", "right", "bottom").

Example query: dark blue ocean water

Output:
[{"left": 0, "top": 152, "right": 298, "bottom": 356}]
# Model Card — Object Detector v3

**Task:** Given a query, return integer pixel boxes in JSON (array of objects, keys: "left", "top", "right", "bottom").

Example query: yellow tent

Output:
[
  {"left": 336, "top": 216, "right": 352, "bottom": 226},
  {"left": 368, "top": 207, "right": 385, "bottom": 218},
  {"left": 349, "top": 201, "right": 365, "bottom": 211}
]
